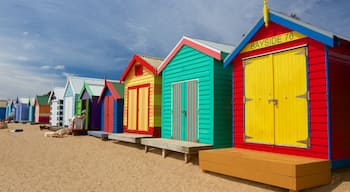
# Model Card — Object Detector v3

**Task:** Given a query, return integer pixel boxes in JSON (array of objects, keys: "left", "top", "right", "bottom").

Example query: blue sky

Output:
[{"left": 0, "top": 0, "right": 349, "bottom": 99}]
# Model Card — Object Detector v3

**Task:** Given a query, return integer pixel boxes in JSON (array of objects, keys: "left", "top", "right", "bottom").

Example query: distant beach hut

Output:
[
  {"left": 48, "top": 87, "right": 65, "bottom": 127},
  {"left": 35, "top": 94, "right": 50, "bottom": 124},
  {"left": 5, "top": 100, "right": 15, "bottom": 120},
  {"left": 0, "top": 100, "right": 7, "bottom": 121},
  {"left": 78, "top": 81, "right": 104, "bottom": 130},
  {"left": 156, "top": 36, "right": 234, "bottom": 148},
  {"left": 120, "top": 54, "right": 163, "bottom": 137},
  {"left": 28, "top": 98, "right": 35, "bottom": 123},
  {"left": 15, "top": 97, "right": 30, "bottom": 122},
  {"left": 62, "top": 76, "right": 105, "bottom": 127},
  {"left": 98, "top": 80, "right": 124, "bottom": 133}
]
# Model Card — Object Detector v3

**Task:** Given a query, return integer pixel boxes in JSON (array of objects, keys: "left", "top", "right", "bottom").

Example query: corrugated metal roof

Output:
[
  {"left": 140, "top": 55, "right": 163, "bottom": 69},
  {"left": 68, "top": 76, "right": 105, "bottom": 94},
  {"left": 224, "top": 9, "right": 350, "bottom": 67},
  {"left": 271, "top": 10, "right": 334, "bottom": 39},
  {"left": 188, "top": 36, "right": 235, "bottom": 54},
  {"left": 88, "top": 83, "right": 104, "bottom": 96}
]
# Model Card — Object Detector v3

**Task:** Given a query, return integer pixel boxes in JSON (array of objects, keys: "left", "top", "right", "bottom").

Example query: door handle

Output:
[{"left": 268, "top": 99, "right": 278, "bottom": 105}]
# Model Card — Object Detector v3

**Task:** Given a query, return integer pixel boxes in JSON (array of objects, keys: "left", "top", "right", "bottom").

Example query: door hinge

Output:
[
  {"left": 296, "top": 137, "right": 310, "bottom": 147},
  {"left": 296, "top": 91, "right": 310, "bottom": 101},
  {"left": 243, "top": 96, "right": 253, "bottom": 103}
]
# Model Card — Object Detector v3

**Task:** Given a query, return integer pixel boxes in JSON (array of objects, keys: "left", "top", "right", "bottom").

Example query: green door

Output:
[
  {"left": 84, "top": 99, "right": 89, "bottom": 130},
  {"left": 172, "top": 80, "right": 198, "bottom": 142},
  {"left": 75, "top": 99, "right": 82, "bottom": 115}
]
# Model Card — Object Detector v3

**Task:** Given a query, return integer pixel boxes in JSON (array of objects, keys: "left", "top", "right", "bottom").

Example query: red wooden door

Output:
[{"left": 104, "top": 96, "right": 114, "bottom": 133}]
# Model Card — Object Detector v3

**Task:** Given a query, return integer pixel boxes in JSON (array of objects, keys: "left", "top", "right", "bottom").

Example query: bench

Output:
[
  {"left": 108, "top": 133, "right": 153, "bottom": 144},
  {"left": 141, "top": 138, "right": 212, "bottom": 163}
]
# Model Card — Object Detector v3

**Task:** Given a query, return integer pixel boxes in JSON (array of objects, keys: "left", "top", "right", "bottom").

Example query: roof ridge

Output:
[
  {"left": 184, "top": 35, "right": 234, "bottom": 47},
  {"left": 139, "top": 54, "right": 164, "bottom": 61}
]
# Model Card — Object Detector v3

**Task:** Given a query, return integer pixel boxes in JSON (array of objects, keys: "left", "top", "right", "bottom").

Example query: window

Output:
[{"left": 135, "top": 65, "right": 143, "bottom": 76}]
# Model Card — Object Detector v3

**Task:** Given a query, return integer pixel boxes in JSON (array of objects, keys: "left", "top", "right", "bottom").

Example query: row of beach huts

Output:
[{"left": 2, "top": 9, "right": 350, "bottom": 191}]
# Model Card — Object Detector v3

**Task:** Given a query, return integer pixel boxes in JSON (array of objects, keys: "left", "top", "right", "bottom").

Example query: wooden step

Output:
[{"left": 199, "top": 148, "right": 330, "bottom": 191}]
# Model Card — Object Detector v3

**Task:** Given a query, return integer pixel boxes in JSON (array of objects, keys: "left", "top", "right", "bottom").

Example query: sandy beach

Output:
[{"left": 0, "top": 123, "right": 349, "bottom": 192}]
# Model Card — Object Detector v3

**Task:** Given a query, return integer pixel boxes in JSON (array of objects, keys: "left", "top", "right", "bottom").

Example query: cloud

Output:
[
  {"left": 16, "top": 56, "right": 29, "bottom": 61},
  {"left": 0, "top": 62, "right": 66, "bottom": 99},
  {"left": 54, "top": 65, "right": 65, "bottom": 70},
  {"left": 0, "top": 0, "right": 349, "bottom": 99},
  {"left": 40, "top": 65, "right": 51, "bottom": 70}
]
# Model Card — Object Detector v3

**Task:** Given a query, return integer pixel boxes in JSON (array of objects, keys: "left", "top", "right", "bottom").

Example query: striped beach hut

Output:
[
  {"left": 62, "top": 76, "right": 104, "bottom": 126},
  {"left": 49, "top": 87, "right": 65, "bottom": 127},
  {"left": 98, "top": 80, "right": 124, "bottom": 133},
  {"left": 157, "top": 36, "right": 234, "bottom": 148},
  {"left": 35, "top": 94, "right": 50, "bottom": 124},
  {"left": 120, "top": 54, "right": 163, "bottom": 137},
  {"left": 223, "top": 10, "right": 350, "bottom": 168},
  {"left": 0, "top": 100, "right": 7, "bottom": 121},
  {"left": 28, "top": 98, "right": 35, "bottom": 123},
  {"left": 78, "top": 81, "right": 104, "bottom": 130},
  {"left": 15, "top": 97, "right": 29, "bottom": 122}
]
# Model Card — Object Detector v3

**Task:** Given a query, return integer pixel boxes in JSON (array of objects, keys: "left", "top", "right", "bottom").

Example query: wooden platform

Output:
[
  {"left": 141, "top": 138, "right": 212, "bottom": 163},
  {"left": 108, "top": 133, "right": 152, "bottom": 144},
  {"left": 199, "top": 148, "right": 331, "bottom": 192},
  {"left": 87, "top": 131, "right": 109, "bottom": 141}
]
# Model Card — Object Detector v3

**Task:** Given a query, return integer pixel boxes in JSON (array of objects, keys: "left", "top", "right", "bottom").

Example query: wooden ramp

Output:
[
  {"left": 141, "top": 138, "right": 212, "bottom": 163},
  {"left": 87, "top": 131, "right": 109, "bottom": 141},
  {"left": 108, "top": 133, "right": 152, "bottom": 144},
  {"left": 199, "top": 148, "right": 331, "bottom": 192}
]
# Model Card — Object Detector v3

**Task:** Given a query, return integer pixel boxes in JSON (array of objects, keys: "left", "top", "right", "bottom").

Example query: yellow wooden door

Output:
[
  {"left": 127, "top": 89, "right": 137, "bottom": 130},
  {"left": 274, "top": 47, "right": 308, "bottom": 148},
  {"left": 244, "top": 55, "right": 275, "bottom": 144},
  {"left": 138, "top": 87, "right": 149, "bottom": 131}
]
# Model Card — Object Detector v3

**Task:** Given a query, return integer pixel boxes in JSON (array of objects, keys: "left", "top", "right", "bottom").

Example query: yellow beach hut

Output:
[{"left": 119, "top": 54, "right": 163, "bottom": 138}]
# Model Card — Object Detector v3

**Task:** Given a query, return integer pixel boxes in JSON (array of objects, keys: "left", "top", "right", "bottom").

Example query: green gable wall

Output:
[
  {"left": 162, "top": 45, "right": 233, "bottom": 147},
  {"left": 213, "top": 59, "right": 232, "bottom": 148}
]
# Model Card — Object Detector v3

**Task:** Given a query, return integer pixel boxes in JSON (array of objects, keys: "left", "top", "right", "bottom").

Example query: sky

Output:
[{"left": 0, "top": 0, "right": 349, "bottom": 99}]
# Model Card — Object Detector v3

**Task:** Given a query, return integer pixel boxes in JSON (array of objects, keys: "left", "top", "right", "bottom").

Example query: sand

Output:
[{"left": 0, "top": 123, "right": 349, "bottom": 192}]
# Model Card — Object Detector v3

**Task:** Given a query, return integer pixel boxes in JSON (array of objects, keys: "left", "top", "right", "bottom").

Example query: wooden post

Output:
[
  {"left": 162, "top": 149, "right": 167, "bottom": 158},
  {"left": 184, "top": 154, "right": 191, "bottom": 163}
]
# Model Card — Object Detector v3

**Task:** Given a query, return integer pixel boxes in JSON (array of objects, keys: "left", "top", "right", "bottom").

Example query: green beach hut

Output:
[{"left": 157, "top": 36, "right": 234, "bottom": 148}]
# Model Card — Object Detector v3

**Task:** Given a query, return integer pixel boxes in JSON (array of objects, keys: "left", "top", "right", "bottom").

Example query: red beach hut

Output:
[{"left": 222, "top": 10, "right": 350, "bottom": 169}]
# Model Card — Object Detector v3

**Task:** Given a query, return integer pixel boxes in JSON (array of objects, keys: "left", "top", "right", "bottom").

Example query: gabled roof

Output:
[
  {"left": 120, "top": 54, "right": 163, "bottom": 81},
  {"left": 36, "top": 94, "right": 50, "bottom": 106},
  {"left": 28, "top": 97, "right": 35, "bottom": 106},
  {"left": 224, "top": 9, "right": 350, "bottom": 67},
  {"left": 48, "top": 87, "right": 65, "bottom": 102},
  {"left": 78, "top": 81, "right": 105, "bottom": 99},
  {"left": 63, "top": 76, "right": 106, "bottom": 96},
  {"left": 98, "top": 80, "right": 124, "bottom": 103},
  {"left": 158, "top": 36, "right": 234, "bottom": 73},
  {"left": 19, "top": 98, "right": 29, "bottom": 104}
]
